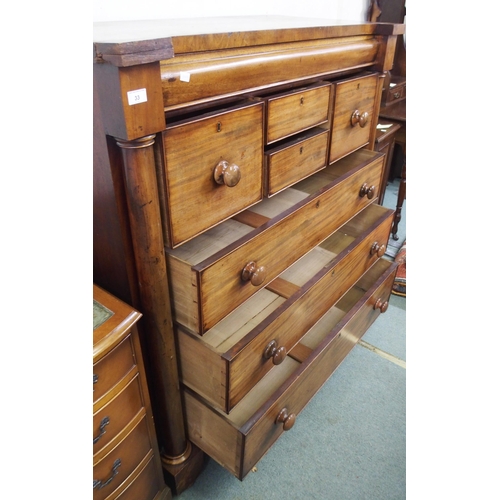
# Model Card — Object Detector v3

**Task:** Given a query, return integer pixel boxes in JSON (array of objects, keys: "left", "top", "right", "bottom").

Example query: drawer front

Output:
[
  {"left": 265, "top": 129, "right": 329, "bottom": 196},
  {"left": 183, "top": 259, "right": 397, "bottom": 479},
  {"left": 196, "top": 153, "right": 384, "bottom": 333},
  {"left": 387, "top": 83, "right": 405, "bottom": 103},
  {"left": 93, "top": 336, "right": 136, "bottom": 404},
  {"left": 93, "top": 374, "right": 144, "bottom": 456},
  {"left": 162, "top": 102, "right": 264, "bottom": 247},
  {"left": 329, "top": 74, "right": 378, "bottom": 164},
  {"left": 114, "top": 456, "right": 161, "bottom": 500},
  {"left": 93, "top": 416, "right": 152, "bottom": 500},
  {"left": 226, "top": 207, "right": 394, "bottom": 410},
  {"left": 266, "top": 83, "right": 331, "bottom": 144}
]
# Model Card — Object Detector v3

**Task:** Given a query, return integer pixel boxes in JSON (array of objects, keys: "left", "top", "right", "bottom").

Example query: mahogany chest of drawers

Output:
[
  {"left": 93, "top": 16, "right": 404, "bottom": 491},
  {"left": 93, "top": 285, "right": 171, "bottom": 500}
]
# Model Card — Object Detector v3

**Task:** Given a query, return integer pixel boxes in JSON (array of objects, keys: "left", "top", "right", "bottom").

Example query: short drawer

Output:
[
  {"left": 329, "top": 73, "right": 378, "bottom": 164},
  {"left": 93, "top": 416, "right": 152, "bottom": 500},
  {"left": 93, "top": 336, "right": 136, "bottom": 405},
  {"left": 177, "top": 203, "right": 394, "bottom": 413},
  {"left": 161, "top": 101, "right": 264, "bottom": 248},
  {"left": 387, "top": 83, "right": 405, "bottom": 102},
  {"left": 93, "top": 374, "right": 145, "bottom": 458},
  {"left": 166, "top": 148, "right": 384, "bottom": 334},
  {"left": 264, "top": 82, "right": 331, "bottom": 144},
  {"left": 183, "top": 258, "right": 398, "bottom": 480},
  {"left": 265, "top": 128, "right": 329, "bottom": 196}
]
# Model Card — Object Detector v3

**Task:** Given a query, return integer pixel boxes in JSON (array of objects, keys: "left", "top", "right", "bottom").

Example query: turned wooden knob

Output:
[
  {"left": 373, "top": 298, "right": 389, "bottom": 313},
  {"left": 359, "top": 183, "right": 376, "bottom": 199},
  {"left": 214, "top": 160, "right": 241, "bottom": 187},
  {"left": 264, "top": 340, "right": 287, "bottom": 365},
  {"left": 275, "top": 408, "right": 296, "bottom": 431},
  {"left": 351, "top": 110, "right": 369, "bottom": 127},
  {"left": 241, "top": 261, "right": 266, "bottom": 286},
  {"left": 370, "top": 242, "right": 386, "bottom": 257}
]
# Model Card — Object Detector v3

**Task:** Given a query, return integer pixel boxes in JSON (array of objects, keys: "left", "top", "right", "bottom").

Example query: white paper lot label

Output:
[{"left": 127, "top": 88, "right": 148, "bottom": 105}]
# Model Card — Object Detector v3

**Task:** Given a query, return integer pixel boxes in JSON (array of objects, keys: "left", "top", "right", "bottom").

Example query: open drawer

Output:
[
  {"left": 166, "top": 149, "right": 384, "bottom": 334},
  {"left": 183, "top": 258, "right": 398, "bottom": 479},
  {"left": 176, "top": 203, "right": 394, "bottom": 412}
]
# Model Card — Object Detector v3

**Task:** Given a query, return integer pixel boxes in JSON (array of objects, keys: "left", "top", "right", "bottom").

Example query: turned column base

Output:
[{"left": 161, "top": 443, "right": 206, "bottom": 495}]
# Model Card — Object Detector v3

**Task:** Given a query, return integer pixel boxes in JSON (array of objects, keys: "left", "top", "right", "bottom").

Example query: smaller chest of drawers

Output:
[{"left": 93, "top": 284, "right": 171, "bottom": 500}]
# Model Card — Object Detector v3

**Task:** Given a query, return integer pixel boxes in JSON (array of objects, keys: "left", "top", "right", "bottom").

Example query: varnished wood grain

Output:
[
  {"left": 265, "top": 129, "right": 329, "bottom": 196},
  {"left": 329, "top": 73, "right": 378, "bottom": 163},
  {"left": 162, "top": 102, "right": 264, "bottom": 247},
  {"left": 160, "top": 37, "right": 378, "bottom": 110},
  {"left": 266, "top": 83, "right": 331, "bottom": 144}
]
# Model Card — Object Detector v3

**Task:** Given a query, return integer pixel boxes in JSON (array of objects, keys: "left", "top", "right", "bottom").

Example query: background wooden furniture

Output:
[
  {"left": 374, "top": 120, "right": 401, "bottom": 204},
  {"left": 93, "top": 17, "right": 404, "bottom": 491},
  {"left": 93, "top": 284, "right": 171, "bottom": 500}
]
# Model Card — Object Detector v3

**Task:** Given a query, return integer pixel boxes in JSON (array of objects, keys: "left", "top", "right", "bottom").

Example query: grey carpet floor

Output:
[{"left": 177, "top": 178, "right": 406, "bottom": 499}]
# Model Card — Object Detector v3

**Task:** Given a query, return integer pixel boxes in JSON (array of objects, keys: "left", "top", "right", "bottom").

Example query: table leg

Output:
[{"left": 391, "top": 160, "right": 406, "bottom": 240}]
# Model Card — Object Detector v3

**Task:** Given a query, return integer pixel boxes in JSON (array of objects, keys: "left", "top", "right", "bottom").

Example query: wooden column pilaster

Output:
[{"left": 114, "top": 134, "right": 204, "bottom": 494}]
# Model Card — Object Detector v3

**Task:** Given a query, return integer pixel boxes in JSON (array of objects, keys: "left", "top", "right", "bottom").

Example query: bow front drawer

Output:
[
  {"left": 166, "top": 148, "right": 384, "bottom": 335},
  {"left": 183, "top": 258, "right": 397, "bottom": 480},
  {"left": 160, "top": 101, "right": 264, "bottom": 248}
]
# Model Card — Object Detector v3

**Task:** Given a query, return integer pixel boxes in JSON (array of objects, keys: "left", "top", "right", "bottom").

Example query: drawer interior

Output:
[
  {"left": 167, "top": 148, "right": 378, "bottom": 269},
  {"left": 197, "top": 203, "right": 391, "bottom": 353},
  {"left": 214, "top": 258, "right": 393, "bottom": 428}
]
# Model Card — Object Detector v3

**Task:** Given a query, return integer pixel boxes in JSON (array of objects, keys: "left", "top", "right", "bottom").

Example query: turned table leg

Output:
[{"left": 391, "top": 158, "right": 406, "bottom": 240}]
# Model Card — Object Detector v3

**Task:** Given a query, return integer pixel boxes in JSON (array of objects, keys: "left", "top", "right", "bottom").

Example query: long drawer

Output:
[
  {"left": 166, "top": 148, "right": 384, "bottom": 334},
  {"left": 176, "top": 203, "right": 394, "bottom": 413},
  {"left": 183, "top": 258, "right": 398, "bottom": 480}
]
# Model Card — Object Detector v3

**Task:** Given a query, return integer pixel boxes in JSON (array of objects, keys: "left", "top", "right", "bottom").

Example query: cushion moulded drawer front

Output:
[
  {"left": 166, "top": 149, "right": 384, "bottom": 334},
  {"left": 176, "top": 203, "right": 394, "bottom": 413},
  {"left": 329, "top": 73, "right": 378, "bottom": 164},
  {"left": 183, "top": 258, "right": 398, "bottom": 480},
  {"left": 265, "top": 82, "right": 331, "bottom": 144},
  {"left": 161, "top": 101, "right": 264, "bottom": 248}
]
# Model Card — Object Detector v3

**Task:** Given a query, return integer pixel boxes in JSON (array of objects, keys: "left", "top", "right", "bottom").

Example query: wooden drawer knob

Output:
[
  {"left": 264, "top": 340, "right": 287, "bottom": 365},
  {"left": 214, "top": 160, "right": 241, "bottom": 187},
  {"left": 359, "top": 183, "right": 376, "bottom": 199},
  {"left": 241, "top": 261, "right": 266, "bottom": 286},
  {"left": 276, "top": 407, "right": 296, "bottom": 431},
  {"left": 370, "top": 242, "right": 386, "bottom": 257},
  {"left": 373, "top": 298, "right": 389, "bottom": 313},
  {"left": 351, "top": 110, "right": 369, "bottom": 128}
]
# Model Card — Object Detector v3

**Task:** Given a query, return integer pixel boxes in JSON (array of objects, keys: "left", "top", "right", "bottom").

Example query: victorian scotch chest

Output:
[{"left": 93, "top": 16, "right": 404, "bottom": 490}]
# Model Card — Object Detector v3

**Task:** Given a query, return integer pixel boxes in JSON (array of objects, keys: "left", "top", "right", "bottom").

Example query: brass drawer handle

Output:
[
  {"left": 351, "top": 110, "right": 369, "bottom": 128},
  {"left": 93, "top": 416, "right": 110, "bottom": 445},
  {"left": 93, "top": 458, "right": 121, "bottom": 490},
  {"left": 373, "top": 298, "right": 389, "bottom": 313},
  {"left": 264, "top": 340, "right": 287, "bottom": 365},
  {"left": 393, "top": 91, "right": 401, "bottom": 99},
  {"left": 214, "top": 160, "right": 241, "bottom": 187},
  {"left": 359, "top": 183, "right": 376, "bottom": 199},
  {"left": 276, "top": 408, "right": 296, "bottom": 431},
  {"left": 241, "top": 261, "right": 266, "bottom": 286},
  {"left": 370, "top": 242, "right": 386, "bottom": 257}
]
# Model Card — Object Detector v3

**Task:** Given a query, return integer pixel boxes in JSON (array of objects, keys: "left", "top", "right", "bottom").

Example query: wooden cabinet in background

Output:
[{"left": 93, "top": 284, "right": 171, "bottom": 500}]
